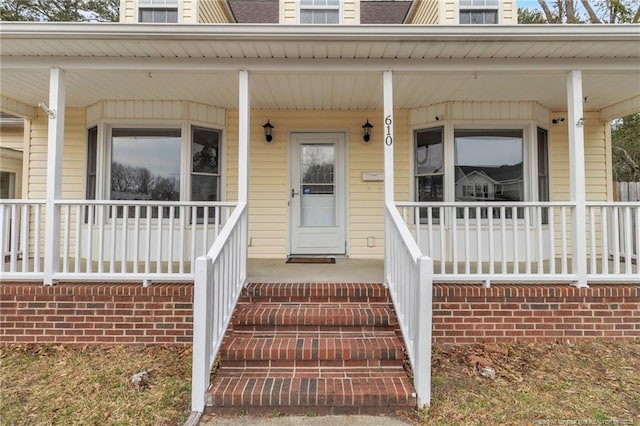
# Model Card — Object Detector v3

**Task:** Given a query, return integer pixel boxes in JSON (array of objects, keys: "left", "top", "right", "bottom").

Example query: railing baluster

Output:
[
  {"left": 415, "top": 206, "right": 421, "bottom": 254},
  {"left": 110, "top": 204, "right": 117, "bottom": 274},
  {"left": 190, "top": 206, "right": 197, "bottom": 274},
  {"left": 133, "top": 205, "right": 140, "bottom": 275},
  {"left": 168, "top": 206, "right": 175, "bottom": 274},
  {"left": 427, "top": 207, "right": 433, "bottom": 260},
  {"left": 451, "top": 206, "right": 458, "bottom": 274},
  {"left": 9, "top": 204, "right": 18, "bottom": 272},
  {"left": 464, "top": 207, "right": 470, "bottom": 275},
  {"left": 588, "top": 206, "right": 596, "bottom": 275},
  {"left": 500, "top": 206, "right": 507, "bottom": 274},
  {"left": 145, "top": 205, "right": 151, "bottom": 275},
  {"left": 548, "top": 206, "right": 556, "bottom": 275},
  {"left": 560, "top": 206, "right": 568, "bottom": 275},
  {"left": 602, "top": 207, "right": 609, "bottom": 275},
  {"left": 179, "top": 205, "right": 185, "bottom": 275},
  {"left": 524, "top": 206, "right": 531, "bottom": 275},
  {"left": 157, "top": 206, "right": 163, "bottom": 274},
  {"left": 21, "top": 204, "right": 30, "bottom": 273},
  {"left": 74, "top": 205, "right": 81, "bottom": 273},
  {"left": 536, "top": 206, "right": 544, "bottom": 274},
  {"left": 612, "top": 206, "right": 620, "bottom": 275},
  {"left": 476, "top": 206, "right": 482, "bottom": 274},
  {"left": 624, "top": 206, "right": 632, "bottom": 275},
  {"left": 203, "top": 207, "right": 210, "bottom": 254},
  {"left": 635, "top": 206, "right": 640, "bottom": 275},
  {"left": 488, "top": 207, "right": 494, "bottom": 275},
  {"left": 63, "top": 204, "right": 70, "bottom": 273},
  {"left": 86, "top": 205, "right": 94, "bottom": 273},
  {"left": 121, "top": 203, "right": 129, "bottom": 274},
  {"left": 438, "top": 207, "right": 445, "bottom": 273},
  {"left": 512, "top": 206, "right": 519, "bottom": 274},
  {"left": 98, "top": 205, "right": 105, "bottom": 274}
]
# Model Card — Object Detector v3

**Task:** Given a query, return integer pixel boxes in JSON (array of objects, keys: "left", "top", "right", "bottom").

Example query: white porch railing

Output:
[
  {"left": 0, "top": 199, "right": 235, "bottom": 283},
  {"left": 0, "top": 200, "right": 46, "bottom": 279},
  {"left": 586, "top": 203, "right": 639, "bottom": 281},
  {"left": 385, "top": 202, "right": 433, "bottom": 408},
  {"left": 396, "top": 202, "right": 578, "bottom": 284},
  {"left": 191, "top": 201, "right": 247, "bottom": 412}
]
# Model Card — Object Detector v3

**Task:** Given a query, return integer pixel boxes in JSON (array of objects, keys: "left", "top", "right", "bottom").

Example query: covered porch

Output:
[{"left": 1, "top": 23, "right": 639, "bottom": 411}]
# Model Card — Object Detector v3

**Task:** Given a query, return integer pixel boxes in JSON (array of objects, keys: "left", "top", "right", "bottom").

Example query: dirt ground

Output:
[{"left": 1, "top": 340, "right": 638, "bottom": 425}]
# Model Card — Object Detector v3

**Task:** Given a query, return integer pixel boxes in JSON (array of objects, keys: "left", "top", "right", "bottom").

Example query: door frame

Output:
[{"left": 288, "top": 131, "right": 348, "bottom": 255}]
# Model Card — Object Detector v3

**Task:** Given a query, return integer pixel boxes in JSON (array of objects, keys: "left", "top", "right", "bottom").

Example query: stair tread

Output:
[
  {"left": 220, "top": 335, "right": 404, "bottom": 361},
  {"left": 207, "top": 375, "right": 416, "bottom": 407},
  {"left": 233, "top": 305, "right": 397, "bottom": 326}
]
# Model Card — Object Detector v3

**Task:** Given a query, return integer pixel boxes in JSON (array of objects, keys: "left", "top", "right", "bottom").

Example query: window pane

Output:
[
  {"left": 191, "top": 175, "right": 218, "bottom": 202},
  {"left": 454, "top": 130, "right": 523, "bottom": 202},
  {"left": 417, "top": 175, "right": 443, "bottom": 202},
  {"left": 86, "top": 126, "right": 98, "bottom": 200},
  {"left": 416, "top": 127, "right": 443, "bottom": 175},
  {"left": 111, "top": 129, "right": 181, "bottom": 201},
  {"left": 537, "top": 127, "right": 549, "bottom": 202},
  {"left": 459, "top": 12, "right": 471, "bottom": 24},
  {"left": 192, "top": 127, "right": 219, "bottom": 174},
  {"left": 139, "top": 8, "right": 178, "bottom": 23}
]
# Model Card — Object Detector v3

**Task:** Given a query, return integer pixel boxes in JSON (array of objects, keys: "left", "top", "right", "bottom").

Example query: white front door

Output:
[{"left": 290, "top": 133, "right": 346, "bottom": 255}]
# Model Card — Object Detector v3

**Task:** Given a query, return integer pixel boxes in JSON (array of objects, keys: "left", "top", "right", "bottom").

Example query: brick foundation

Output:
[
  {"left": 0, "top": 282, "right": 193, "bottom": 345},
  {"left": 1, "top": 282, "right": 638, "bottom": 345},
  {"left": 433, "top": 284, "right": 640, "bottom": 343}
]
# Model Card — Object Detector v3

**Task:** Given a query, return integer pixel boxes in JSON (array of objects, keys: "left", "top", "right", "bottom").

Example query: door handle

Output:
[{"left": 291, "top": 188, "right": 300, "bottom": 198}]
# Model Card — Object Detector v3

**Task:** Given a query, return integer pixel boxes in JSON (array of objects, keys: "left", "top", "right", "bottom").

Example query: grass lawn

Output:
[{"left": 1, "top": 340, "right": 638, "bottom": 425}]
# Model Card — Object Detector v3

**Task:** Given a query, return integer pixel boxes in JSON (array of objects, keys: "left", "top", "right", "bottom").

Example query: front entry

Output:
[{"left": 290, "top": 133, "right": 346, "bottom": 255}]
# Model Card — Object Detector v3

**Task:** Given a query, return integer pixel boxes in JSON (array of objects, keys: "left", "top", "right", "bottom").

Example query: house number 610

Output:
[{"left": 385, "top": 115, "right": 393, "bottom": 146}]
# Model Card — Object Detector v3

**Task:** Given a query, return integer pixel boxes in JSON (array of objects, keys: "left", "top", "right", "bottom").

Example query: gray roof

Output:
[
  {"left": 361, "top": 1, "right": 412, "bottom": 24},
  {"left": 228, "top": 0, "right": 278, "bottom": 24}
]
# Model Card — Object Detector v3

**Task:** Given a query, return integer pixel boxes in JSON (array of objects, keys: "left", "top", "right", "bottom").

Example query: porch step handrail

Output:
[
  {"left": 384, "top": 201, "right": 433, "bottom": 409},
  {"left": 191, "top": 201, "right": 248, "bottom": 413}
]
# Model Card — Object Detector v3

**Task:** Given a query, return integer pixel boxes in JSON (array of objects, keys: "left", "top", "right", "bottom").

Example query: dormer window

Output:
[
  {"left": 138, "top": 0, "right": 179, "bottom": 23},
  {"left": 300, "top": 0, "right": 340, "bottom": 24},
  {"left": 459, "top": 0, "right": 498, "bottom": 24}
]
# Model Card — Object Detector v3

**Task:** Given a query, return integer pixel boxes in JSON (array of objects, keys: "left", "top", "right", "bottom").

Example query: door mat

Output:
[{"left": 286, "top": 257, "right": 336, "bottom": 264}]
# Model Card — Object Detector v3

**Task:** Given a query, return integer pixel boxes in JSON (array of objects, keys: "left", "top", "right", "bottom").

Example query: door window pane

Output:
[{"left": 300, "top": 144, "right": 336, "bottom": 226}]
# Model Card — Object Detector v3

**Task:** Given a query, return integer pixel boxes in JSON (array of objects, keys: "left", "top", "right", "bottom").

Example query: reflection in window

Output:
[
  {"left": 459, "top": 0, "right": 498, "bottom": 24},
  {"left": 111, "top": 128, "right": 181, "bottom": 202},
  {"left": 139, "top": 0, "right": 178, "bottom": 23},
  {"left": 191, "top": 126, "right": 220, "bottom": 202},
  {"left": 455, "top": 129, "right": 523, "bottom": 203}
]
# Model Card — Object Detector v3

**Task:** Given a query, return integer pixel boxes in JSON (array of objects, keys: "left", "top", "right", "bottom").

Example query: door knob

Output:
[{"left": 291, "top": 188, "right": 300, "bottom": 198}]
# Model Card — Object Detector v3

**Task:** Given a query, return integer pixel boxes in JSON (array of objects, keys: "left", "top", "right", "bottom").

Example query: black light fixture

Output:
[
  {"left": 262, "top": 120, "right": 274, "bottom": 143},
  {"left": 362, "top": 119, "right": 373, "bottom": 143}
]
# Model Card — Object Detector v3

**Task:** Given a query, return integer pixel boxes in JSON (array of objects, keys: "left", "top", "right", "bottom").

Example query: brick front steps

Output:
[{"left": 205, "top": 283, "right": 416, "bottom": 414}]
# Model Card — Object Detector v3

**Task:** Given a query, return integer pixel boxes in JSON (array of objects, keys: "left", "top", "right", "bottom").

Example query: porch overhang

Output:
[{"left": 1, "top": 23, "right": 639, "bottom": 115}]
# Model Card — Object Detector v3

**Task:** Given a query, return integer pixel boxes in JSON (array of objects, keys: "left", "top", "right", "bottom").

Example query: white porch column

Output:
[
  {"left": 383, "top": 70, "right": 394, "bottom": 204},
  {"left": 567, "top": 70, "right": 588, "bottom": 288},
  {"left": 43, "top": 67, "right": 66, "bottom": 286},
  {"left": 238, "top": 70, "right": 249, "bottom": 204}
]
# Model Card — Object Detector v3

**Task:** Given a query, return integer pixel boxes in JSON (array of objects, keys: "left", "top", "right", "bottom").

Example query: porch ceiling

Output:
[{"left": 1, "top": 23, "right": 639, "bottom": 114}]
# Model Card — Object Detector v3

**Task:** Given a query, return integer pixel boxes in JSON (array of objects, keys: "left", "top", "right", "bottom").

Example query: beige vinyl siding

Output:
[
  {"left": 120, "top": 0, "right": 136, "bottom": 23},
  {"left": 343, "top": 0, "right": 358, "bottom": 24},
  {"left": 281, "top": 0, "right": 297, "bottom": 23},
  {"left": 226, "top": 109, "right": 409, "bottom": 259},
  {"left": 406, "top": 0, "right": 439, "bottom": 24},
  {"left": 28, "top": 109, "right": 86, "bottom": 200},
  {"left": 183, "top": 0, "right": 197, "bottom": 23},
  {"left": 502, "top": 0, "right": 517, "bottom": 24},
  {"left": 411, "top": 101, "right": 550, "bottom": 125},
  {"left": 0, "top": 125, "right": 25, "bottom": 151},
  {"left": 442, "top": 0, "right": 456, "bottom": 24},
  {"left": 198, "top": 0, "right": 234, "bottom": 22}
]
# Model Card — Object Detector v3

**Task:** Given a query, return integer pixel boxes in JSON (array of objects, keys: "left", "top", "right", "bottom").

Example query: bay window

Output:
[
  {"left": 414, "top": 125, "right": 549, "bottom": 220},
  {"left": 85, "top": 124, "right": 222, "bottom": 207}
]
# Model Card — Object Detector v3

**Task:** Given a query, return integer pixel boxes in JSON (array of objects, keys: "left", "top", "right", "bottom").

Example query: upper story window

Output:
[
  {"left": 138, "top": 0, "right": 179, "bottom": 23},
  {"left": 300, "top": 0, "right": 340, "bottom": 24},
  {"left": 459, "top": 0, "right": 498, "bottom": 24}
]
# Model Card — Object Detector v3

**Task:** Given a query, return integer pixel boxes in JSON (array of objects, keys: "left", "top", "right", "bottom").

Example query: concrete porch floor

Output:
[{"left": 247, "top": 258, "right": 384, "bottom": 283}]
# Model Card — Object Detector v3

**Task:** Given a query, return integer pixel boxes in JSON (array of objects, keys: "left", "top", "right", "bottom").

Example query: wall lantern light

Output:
[
  {"left": 362, "top": 119, "right": 373, "bottom": 143},
  {"left": 262, "top": 120, "right": 274, "bottom": 143}
]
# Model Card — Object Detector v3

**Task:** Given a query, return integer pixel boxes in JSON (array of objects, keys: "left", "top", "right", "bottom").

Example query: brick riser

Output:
[{"left": 206, "top": 283, "right": 416, "bottom": 414}]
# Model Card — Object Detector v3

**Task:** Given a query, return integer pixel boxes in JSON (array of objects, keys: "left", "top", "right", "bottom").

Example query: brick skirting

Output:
[
  {"left": 433, "top": 284, "right": 640, "bottom": 343},
  {"left": 0, "top": 282, "right": 193, "bottom": 345},
  {"left": 1, "top": 282, "right": 638, "bottom": 345}
]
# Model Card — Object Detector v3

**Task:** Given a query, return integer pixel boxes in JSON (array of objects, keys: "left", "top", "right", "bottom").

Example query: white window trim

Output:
[
  {"left": 411, "top": 121, "right": 542, "bottom": 204},
  {"left": 93, "top": 120, "right": 224, "bottom": 203},
  {"left": 136, "top": 0, "right": 182, "bottom": 23},
  {"left": 298, "top": 0, "right": 343, "bottom": 24}
]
